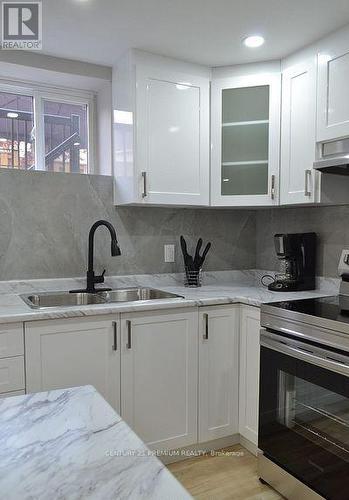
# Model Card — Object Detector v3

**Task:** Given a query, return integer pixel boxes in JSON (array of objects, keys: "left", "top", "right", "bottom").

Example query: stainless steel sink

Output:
[
  {"left": 21, "top": 287, "right": 183, "bottom": 309},
  {"left": 101, "top": 287, "right": 183, "bottom": 303},
  {"left": 21, "top": 291, "right": 106, "bottom": 309}
]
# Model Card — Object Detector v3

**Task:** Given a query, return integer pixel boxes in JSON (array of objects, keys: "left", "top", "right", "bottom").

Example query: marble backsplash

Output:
[
  {"left": 0, "top": 169, "right": 255, "bottom": 280},
  {"left": 0, "top": 168, "right": 348, "bottom": 281}
]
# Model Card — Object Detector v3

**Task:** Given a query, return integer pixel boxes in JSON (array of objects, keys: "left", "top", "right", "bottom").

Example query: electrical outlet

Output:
[{"left": 164, "top": 244, "right": 175, "bottom": 263}]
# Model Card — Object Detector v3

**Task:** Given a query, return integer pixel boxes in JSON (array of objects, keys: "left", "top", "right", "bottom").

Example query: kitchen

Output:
[{"left": 1, "top": 1, "right": 349, "bottom": 499}]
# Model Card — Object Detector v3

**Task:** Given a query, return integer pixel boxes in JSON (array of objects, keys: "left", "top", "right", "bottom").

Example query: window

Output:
[
  {"left": 0, "top": 91, "right": 35, "bottom": 170},
  {"left": 0, "top": 84, "right": 94, "bottom": 174}
]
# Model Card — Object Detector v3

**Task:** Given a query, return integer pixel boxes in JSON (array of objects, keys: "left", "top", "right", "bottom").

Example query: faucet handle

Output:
[{"left": 95, "top": 269, "right": 106, "bottom": 284}]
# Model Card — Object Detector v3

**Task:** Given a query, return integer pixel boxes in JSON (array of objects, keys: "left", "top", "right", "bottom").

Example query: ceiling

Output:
[{"left": 41, "top": 0, "right": 349, "bottom": 68}]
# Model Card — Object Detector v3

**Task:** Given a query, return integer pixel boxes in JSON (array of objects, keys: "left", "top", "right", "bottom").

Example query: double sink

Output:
[{"left": 21, "top": 288, "right": 184, "bottom": 309}]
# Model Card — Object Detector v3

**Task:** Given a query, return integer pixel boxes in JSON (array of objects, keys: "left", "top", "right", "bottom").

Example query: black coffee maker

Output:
[{"left": 268, "top": 232, "right": 317, "bottom": 292}]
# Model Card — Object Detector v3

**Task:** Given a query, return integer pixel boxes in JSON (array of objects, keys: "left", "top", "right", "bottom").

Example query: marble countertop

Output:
[
  {"left": 0, "top": 385, "right": 191, "bottom": 500},
  {"left": 0, "top": 270, "right": 338, "bottom": 324}
]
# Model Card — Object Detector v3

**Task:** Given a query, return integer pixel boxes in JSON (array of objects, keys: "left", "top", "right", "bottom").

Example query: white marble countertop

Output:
[
  {"left": 0, "top": 385, "right": 192, "bottom": 500},
  {"left": 0, "top": 270, "right": 338, "bottom": 324}
]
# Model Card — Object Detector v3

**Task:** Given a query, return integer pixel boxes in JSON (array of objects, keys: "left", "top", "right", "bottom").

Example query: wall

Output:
[
  {"left": 256, "top": 206, "right": 349, "bottom": 277},
  {"left": 0, "top": 169, "right": 256, "bottom": 280}
]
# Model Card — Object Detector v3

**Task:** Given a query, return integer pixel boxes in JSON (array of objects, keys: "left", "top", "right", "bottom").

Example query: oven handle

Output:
[{"left": 261, "top": 331, "right": 349, "bottom": 377}]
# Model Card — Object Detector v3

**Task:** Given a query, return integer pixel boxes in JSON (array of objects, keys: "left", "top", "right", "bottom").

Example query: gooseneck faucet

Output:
[{"left": 71, "top": 220, "right": 121, "bottom": 294}]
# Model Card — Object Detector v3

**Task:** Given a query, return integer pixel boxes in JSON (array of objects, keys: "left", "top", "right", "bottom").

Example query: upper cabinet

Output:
[
  {"left": 211, "top": 72, "right": 281, "bottom": 206},
  {"left": 113, "top": 50, "right": 210, "bottom": 206},
  {"left": 317, "top": 37, "right": 349, "bottom": 142},
  {"left": 280, "top": 58, "right": 318, "bottom": 205}
]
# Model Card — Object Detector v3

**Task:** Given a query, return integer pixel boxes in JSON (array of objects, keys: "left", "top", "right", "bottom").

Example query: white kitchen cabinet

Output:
[
  {"left": 0, "top": 390, "right": 25, "bottom": 399},
  {"left": 211, "top": 72, "right": 281, "bottom": 206},
  {"left": 113, "top": 50, "right": 210, "bottom": 206},
  {"left": 280, "top": 59, "right": 319, "bottom": 205},
  {"left": 0, "top": 356, "right": 25, "bottom": 394},
  {"left": 199, "top": 306, "right": 239, "bottom": 442},
  {"left": 120, "top": 308, "right": 198, "bottom": 450},
  {"left": 25, "top": 316, "right": 121, "bottom": 411},
  {"left": 317, "top": 36, "right": 349, "bottom": 141},
  {"left": 0, "top": 323, "right": 24, "bottom": 359},
  {"left": 239, "top": 306, "right": 260, "bottom": 448}
]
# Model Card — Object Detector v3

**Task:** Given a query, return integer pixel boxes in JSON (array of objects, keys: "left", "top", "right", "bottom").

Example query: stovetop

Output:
[
  {"left": 265, "top": 295, "right": 349, "bottom": 324},
  {"left": 261, "top": 295, "right": 349, "bottom": 350}
]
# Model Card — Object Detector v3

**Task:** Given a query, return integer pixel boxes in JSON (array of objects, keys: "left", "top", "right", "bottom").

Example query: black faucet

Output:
[{"left": 71, "top": 220, "right": 121, "bottom": 294}]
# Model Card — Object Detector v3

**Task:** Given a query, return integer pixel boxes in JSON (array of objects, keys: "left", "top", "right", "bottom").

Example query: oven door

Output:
[{"left": 259, "top": 330, "right": 349, "bottom": 500}]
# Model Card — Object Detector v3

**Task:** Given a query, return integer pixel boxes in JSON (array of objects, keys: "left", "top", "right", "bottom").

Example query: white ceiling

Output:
[{"left": 42, "top": 0, "right": 349, "bottom": 67}]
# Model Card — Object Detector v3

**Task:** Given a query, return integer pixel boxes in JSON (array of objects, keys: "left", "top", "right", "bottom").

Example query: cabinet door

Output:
[
  {"left": 280, "top": 59, "right": 318, "bottom": 205},
  {"left": 239, "top": 306, "right": 260, "bottom": 446},
  {"left": 317, "top": 39, "right": 349, "bottom": 141},
  {"left": 136, "top": 61, "right": 210, "bottom": 206},
  {"left": 199, "top": 306, "right": 239, "bottom": 442},
  {"left": 211, "top": 73, "right": 281, "bottom": 206},
  {"left": 25, "top": 316, "right": 121, "bottom": 411},
  {"left": 121, "top": 308, "right": 198, "bottom": 450}
]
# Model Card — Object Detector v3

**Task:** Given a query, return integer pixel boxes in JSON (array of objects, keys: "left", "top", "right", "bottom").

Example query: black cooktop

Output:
[{"left": 266, "top": 295, "right": 349, "bottom": 325}]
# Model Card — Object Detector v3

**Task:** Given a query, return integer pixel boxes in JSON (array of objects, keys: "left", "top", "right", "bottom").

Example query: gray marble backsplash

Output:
[
  {"left": 256, "top": 206, "right": 349, "bottom": 278},
  {"left": 0, "top": 168, "right": 348, "bottom": 281},
  {"left": 0, "top": 169, "right": 255, "bottom": 280}
]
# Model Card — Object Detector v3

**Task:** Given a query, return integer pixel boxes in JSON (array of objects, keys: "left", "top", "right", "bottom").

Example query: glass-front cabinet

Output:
[{"left": 211, "top": 73, "right": 281, "bottom": 206}]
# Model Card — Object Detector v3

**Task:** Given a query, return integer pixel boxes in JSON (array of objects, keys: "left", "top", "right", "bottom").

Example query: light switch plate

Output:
[{"left": 164, "top": 244, "right": 175, "bottom": 263}]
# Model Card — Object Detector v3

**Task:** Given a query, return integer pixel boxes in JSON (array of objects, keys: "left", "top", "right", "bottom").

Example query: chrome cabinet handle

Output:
[
  {"left": 203, "top": 313, "right": 209, "bottom": 340},
  {"left": 305, "top": 169, "right": 312, "bottom": 197},
  {"left": 271, "top": 175, "right": 276, "bottom": 200},
  {"left": 141, "top": 171, "right": 147, "bottom": 198},
  {"left": 112, "top": 321, "right": 118, "bottom": 351},
  {"left": 126, "top": 320, "right": 132, "bottom": 349}
]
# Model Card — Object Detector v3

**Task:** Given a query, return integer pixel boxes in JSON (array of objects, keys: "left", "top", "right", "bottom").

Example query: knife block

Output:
[{"left": 184, "top": 268, "right": 202, "bottom": 288}]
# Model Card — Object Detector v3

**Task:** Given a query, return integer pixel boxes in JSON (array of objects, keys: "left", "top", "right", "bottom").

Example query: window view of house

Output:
[
  {"left": 44, "top": 100, "right": 88, "bottom": 174},
  {"left": 0, "top": 91, "right": 89, "bottom": 173},
  {"left": 0, "top": 91, "right": 35, "bottom": 170}
]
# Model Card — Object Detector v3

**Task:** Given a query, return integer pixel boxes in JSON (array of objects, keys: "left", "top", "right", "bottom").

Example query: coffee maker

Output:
[{"left": 268, "top": 232, "right": 317, "bottom": 292}]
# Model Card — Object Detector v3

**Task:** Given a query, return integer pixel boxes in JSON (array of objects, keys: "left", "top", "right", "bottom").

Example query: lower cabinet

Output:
[
  {"left": 239, "top": 305, "right": 261, "bottom": 446},
  {"left": 25, "top": 315, "right": 121, "bottom": 411},
  {"left": 23, "top": 304, "right": 262, "bottom": 452},
  {"left": 120, "top": 308, "right": 198, "bottom": 450},
  {"left": 199, "top": 305, "right": 239, "bottom": 442}
]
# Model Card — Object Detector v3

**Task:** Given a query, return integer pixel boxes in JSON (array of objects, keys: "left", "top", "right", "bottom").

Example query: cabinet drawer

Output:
[
  {"left": 0, "top": 390, "right": 25, "bottom": 399},
  {"left": 0, "top": 356, "right": 25, "bottom": 393},
  {"left": 0, "top": 323, "right": 24, "bottom": 358}
]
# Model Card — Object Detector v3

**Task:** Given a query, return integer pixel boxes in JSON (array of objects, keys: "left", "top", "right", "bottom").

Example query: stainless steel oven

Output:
[{"left": 259, "top": 298, "right": 349, "bottom": 500}]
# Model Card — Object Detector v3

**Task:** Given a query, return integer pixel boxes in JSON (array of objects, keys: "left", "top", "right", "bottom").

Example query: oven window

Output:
[
  {"left": 278, "top": 371, "right": 349, "bottom": 461},
  {"left": 259, "top": 345, "right": 349, "bottom": 500}
]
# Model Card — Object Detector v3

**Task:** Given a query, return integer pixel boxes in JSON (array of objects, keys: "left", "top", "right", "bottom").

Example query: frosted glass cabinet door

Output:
[{"left": 211, "top": 73, "right": 281, "bottom": 206}]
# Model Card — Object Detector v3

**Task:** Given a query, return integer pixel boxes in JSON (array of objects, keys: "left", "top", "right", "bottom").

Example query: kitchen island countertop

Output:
[{"left": 0, "top": 385, "right": 192, "bottom": 500}]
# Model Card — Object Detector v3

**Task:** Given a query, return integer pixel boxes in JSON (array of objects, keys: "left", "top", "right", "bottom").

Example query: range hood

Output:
[
  {"left": 314, "top": 139, "right": 349, "bottom": 175},
  {"left": 314, "top": 156, "right": 349, "bottom": 175}
]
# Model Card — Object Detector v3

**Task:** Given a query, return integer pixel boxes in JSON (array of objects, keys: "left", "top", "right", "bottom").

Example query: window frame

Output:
[{"left": 0, "top": 79, "right": 96, "bottom": 174}]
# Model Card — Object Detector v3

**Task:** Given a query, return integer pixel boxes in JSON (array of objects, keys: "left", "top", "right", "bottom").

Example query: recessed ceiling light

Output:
[
  {"left": 243, "top": 35, "right": 265, "bottom": 48},
  {"left": 7, "top": 112, "right": 19, "bottom": 118}
]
